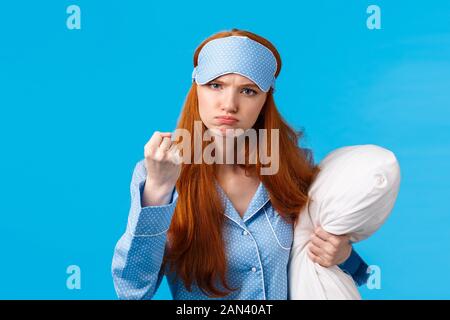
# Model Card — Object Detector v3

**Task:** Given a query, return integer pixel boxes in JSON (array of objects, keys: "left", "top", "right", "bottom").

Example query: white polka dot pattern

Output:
[
  {"left": 192, "top": 36, "right": 277, "bottom": 92},
  {"left": 111, "top": 159, "right": 367, "bottom": 299}
]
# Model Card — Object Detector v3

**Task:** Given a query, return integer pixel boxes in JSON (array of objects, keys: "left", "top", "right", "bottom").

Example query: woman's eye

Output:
[
  {"left": 242, "top": 88, "right": 257, "bottom": 96},
  {"left": 208, "top": 83, "right": 257, "bottom": 96},
  {"left": 209, "top": 83, "right": 221, "bottom": 89}
]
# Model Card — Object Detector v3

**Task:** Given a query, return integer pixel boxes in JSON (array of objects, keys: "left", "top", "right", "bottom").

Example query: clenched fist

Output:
[
  {"left": 142, "top": 131, "right": 182, "bottom": 207},
  {"left": 307, "top": 226, "right": 353, "bottom": 267}
]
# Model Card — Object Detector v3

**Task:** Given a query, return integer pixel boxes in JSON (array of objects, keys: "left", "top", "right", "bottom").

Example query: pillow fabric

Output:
[{"left": 288, "top": 144, "right": 401, "bottom": 299}]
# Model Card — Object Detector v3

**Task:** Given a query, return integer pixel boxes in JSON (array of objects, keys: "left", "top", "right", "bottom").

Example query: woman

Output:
[{"left": 111, "top": 29, "right": 369, "bottom": 300}]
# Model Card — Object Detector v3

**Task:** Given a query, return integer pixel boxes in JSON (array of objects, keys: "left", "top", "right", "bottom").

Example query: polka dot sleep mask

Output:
[{"left": 192, "top": 35, "right": 278, "bottom": 93}]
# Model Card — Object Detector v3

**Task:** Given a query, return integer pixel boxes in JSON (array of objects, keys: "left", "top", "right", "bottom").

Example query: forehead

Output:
[{"left": 211, "top": 73, "right": 257, "bottom": 86}]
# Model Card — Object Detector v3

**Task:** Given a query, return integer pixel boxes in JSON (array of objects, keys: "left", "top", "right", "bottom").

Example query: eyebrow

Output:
[{"left": 211, "top": 79, "right": 260, "bottom": 90}]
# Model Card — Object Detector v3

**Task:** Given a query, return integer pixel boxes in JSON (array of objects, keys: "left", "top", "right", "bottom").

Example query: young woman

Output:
[{"left": 112, "top": 29, "right": 369, "bottom": 300}]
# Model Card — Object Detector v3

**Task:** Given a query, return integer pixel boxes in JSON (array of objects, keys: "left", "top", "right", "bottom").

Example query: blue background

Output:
[{"left": 0, "top": 0, "right": 449, "bottom": 299}]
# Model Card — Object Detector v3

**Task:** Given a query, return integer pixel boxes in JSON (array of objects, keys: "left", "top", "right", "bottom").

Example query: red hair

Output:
[{"left": 162, "top": 29, "right": 320, "bottom": 297}]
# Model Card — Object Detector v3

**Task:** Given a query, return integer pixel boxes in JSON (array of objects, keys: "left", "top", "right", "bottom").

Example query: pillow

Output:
[{"left": 288, "top": 144, "right": 401, "bottom": 299}]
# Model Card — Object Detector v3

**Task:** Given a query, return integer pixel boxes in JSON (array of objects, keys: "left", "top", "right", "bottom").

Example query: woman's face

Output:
[{"left": 197, "top": 73, "right": 267, "bottom": 135}]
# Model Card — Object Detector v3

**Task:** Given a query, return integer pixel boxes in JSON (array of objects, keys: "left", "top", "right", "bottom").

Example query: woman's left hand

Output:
[{"left": 308, "top": 226, "right": 352, "bottom": 267}]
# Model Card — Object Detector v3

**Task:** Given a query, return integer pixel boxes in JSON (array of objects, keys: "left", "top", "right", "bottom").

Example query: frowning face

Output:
[{"left": 197, "top": 73, "right": 268, "bottom": 136}]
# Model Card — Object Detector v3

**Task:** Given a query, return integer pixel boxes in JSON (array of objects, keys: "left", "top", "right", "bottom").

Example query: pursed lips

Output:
[{"left": 215, "top": 116, "right": 238, "bottom": 124}]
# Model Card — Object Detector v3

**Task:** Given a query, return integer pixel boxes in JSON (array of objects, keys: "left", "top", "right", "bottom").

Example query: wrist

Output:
[
  {"left": 145, "top": 176, "right": 176, "bottom": 192},
  {"left": 142, "top": 178, "right": 175, "bottom": 206},
  {"left": 339, "top": 244, "right": 353, "bottom": 265}
]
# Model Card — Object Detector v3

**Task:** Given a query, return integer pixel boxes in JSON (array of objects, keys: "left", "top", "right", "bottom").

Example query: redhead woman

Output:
[{"left": 111, "top": 29, "right": 369, "bottom": 300}]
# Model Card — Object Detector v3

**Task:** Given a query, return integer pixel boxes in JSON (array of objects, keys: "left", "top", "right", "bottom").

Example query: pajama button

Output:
[
  {"left": 242, "top": 230, "right": 249, "bottom": 236},
  {"left": 251, "top": 267, "right": 257, "bottom": 272}
]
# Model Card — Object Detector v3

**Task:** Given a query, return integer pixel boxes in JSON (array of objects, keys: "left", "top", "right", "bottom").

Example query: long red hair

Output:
[{"left": 162, "top": 29, "right": 320, "bottom": 297}]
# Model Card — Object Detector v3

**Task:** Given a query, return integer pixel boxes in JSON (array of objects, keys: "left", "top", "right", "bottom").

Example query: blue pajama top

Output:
[{"left": 111, "top": 160, "right": 369, "bottom": 300}]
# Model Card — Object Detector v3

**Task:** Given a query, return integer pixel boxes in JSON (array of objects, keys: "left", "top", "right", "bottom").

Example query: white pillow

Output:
[{"left": 288, "top": 144, "right": 401, "bottom": 300}]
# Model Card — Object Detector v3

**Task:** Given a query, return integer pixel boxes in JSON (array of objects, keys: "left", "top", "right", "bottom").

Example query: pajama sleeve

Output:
[
  {"left": 338, "top": 247, "right": 370, "bottom": 287},
  {"left": 111, "top": 160, "right": 178, "bottom": 299}
]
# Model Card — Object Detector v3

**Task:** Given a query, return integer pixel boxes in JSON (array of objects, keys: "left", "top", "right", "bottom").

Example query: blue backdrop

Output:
[{"left": 1, "top": 0, "right": 449, "bottom": 299}]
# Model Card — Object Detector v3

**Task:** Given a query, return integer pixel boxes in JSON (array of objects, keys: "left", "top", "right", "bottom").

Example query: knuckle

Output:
[
  {"left": 154, "top": 150, "right": 166, "bottom": 161},
  {"left": 144, "top": 146, "right": 154, "bottom": 157},
  {"left": 321, "top": 257, "right": 331, "bottom": 266}
]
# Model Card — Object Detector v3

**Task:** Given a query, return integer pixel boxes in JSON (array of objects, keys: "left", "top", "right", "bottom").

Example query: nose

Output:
[{"left": 220, "top": 90, "right": 238, "bottom": 113}]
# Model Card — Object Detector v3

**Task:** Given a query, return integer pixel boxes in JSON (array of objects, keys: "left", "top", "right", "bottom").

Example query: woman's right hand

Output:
[{"left": 141, "top": 131, "right": 182, "bottom": 206}]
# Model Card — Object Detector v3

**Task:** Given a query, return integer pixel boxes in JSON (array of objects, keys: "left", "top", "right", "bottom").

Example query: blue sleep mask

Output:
[{"left": 192, "top": 35, "right": 278, "bottom": 93}]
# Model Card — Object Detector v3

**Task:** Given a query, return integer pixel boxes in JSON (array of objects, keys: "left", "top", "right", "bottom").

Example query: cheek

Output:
[
  {"left": 198, "top": 103, "right": 208, "bottom": 124},
  {"left": 197, "top": 88, "right": 216, "bottom": 123},
  {"left": 243, "top": 100, "right": 265, "bottom": 124}
]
